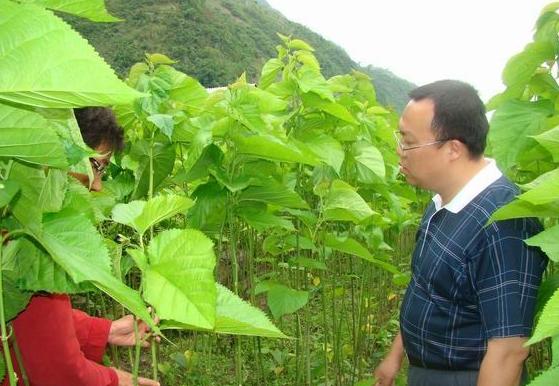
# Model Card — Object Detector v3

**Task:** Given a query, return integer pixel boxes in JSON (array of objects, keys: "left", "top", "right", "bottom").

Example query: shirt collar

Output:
[{"left": 432, "top": 158, "right": 502, "bottom": 213}]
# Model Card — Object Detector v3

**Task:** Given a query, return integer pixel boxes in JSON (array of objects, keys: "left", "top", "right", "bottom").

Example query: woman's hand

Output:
[
  {"left": 108, "top": 312, "right": 160, "bottom": 347},
  {"left": 113, "top": 368, "right": 160, "bottom": 386}
]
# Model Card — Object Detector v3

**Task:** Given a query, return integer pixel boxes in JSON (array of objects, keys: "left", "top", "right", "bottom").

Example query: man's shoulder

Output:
[{"left": 472, "top": 175, "right": 519, "bottom": 212}]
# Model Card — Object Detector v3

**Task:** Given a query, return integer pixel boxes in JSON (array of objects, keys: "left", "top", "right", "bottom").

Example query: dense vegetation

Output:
[
  {"left": 64, "top": 0, "right": 416, "bottom": 112},
  {"left": 0, "top": 1, "right": 558, "bottom": 386}
]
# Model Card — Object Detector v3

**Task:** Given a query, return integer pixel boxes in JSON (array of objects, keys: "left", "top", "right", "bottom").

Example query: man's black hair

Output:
[
  {"left": 74, "top": 107, "right": 124, "bottom": 152},
  {"left": 408, "top": 80, "right": 488, "bottom": 158}
]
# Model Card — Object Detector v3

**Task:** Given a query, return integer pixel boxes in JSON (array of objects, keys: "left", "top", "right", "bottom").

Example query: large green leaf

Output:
[
  {"left": 39, "top": 169, "right": 68, "bottom": 213},
  {"left": 238, "top": 207, "right": 295, "bottom": 232},
  {"left": 323, "top": 180, "right": 374, "bottom": 223},
  {"left": 0, "top": 1, "right": 142, "bottom": 107},
  {"left": 142, "top": 229, "right": 216, "bottom": 329},
  {"left": 528, "top": 287, "right": 559, "bottom": 345},
  {"left": 489, "top": 100, "right": 552, "bottom": 171},
  {"left": 187, "top": 181, "right": 227, "bottom": 236},
  {"left": 240, "top": 181, "right": 309, "bottom": 209},
  {"left": 9, "top": 162, "right": 46, "bottom": 232},
  {"left": 3, "top": 270, "right": 32, "bottom": 322},
  {"left": 352, "top": 141, "right": 385, "bottom": 181},
  {"left": 0, "top": 180, "right": 19, "bottom": 208},
  {"left": 0, "top": 104, "right": 67, "bottom": 168},
  {"left": 525, "top": 224, "right": 559, "bottom": 262},
  {"left": 517, "top": 173, "right": 559, "bottom": 205},
  {"left": 235, "top": 134, "right": 318, "bottom": 165},
  {"left": 129, "top": 140, "right": 175, "bottom": 199},
  {"left": 112, "top": 194, "right": 194, "bottom": 236},
  {"left": 31, "top": 0, "right": 121, "bottom": 22},
  {"left": 294, "top": 132, "right": 344, "bottom": 174},
  {"left": 491, "top": 199, "right": 559, "bottom": 221},
  {"left": 266, "top": 284, "right": 309, "bottom": 319},
  {"left": 32, "top": 209, "right": 157, "bottom": 332},
  {"left": 532, "top": 126, "right": 559, "bottom": 162},
  {"left": 259, "top": 58, "right": 283, "bottom": 90},
  {"left": 527, "top": 366, "right": 559, "bottom": 386},
  {"left": 296, "top": 68, "right": 334, "bottom": 102},
  {"left": 301, "top": 92, "right": 357, "bottom": 124},
  {"left": 214, "top": 284, "right": 286, "bottom": 338},
  {"left": 502, "top": 41, "right": 555, "bottom": 88},
  {"left": 14, "top": 238, "right": 93, "bottom": 293},
  {"left": 323, "top": 234, "right": 399, "bottom": 274}
]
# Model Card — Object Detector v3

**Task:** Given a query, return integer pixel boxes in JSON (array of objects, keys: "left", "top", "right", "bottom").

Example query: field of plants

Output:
[{"left": 0, "top": 1, "right": 558, "bottom": 386}]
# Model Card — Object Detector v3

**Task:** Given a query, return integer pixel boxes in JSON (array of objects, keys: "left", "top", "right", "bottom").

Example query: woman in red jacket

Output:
[{"left": 3, "top": 108, "right": 159, "bottom": 386}]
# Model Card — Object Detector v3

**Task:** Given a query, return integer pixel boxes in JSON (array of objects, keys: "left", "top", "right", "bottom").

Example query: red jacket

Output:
[{"left": 2, "top": 294, "right": 118, "bottom": 386}]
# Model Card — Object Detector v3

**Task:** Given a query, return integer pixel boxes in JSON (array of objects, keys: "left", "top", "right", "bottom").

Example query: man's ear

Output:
[{"left": 447, "top": 139, "right": 464, "bottom": 161}]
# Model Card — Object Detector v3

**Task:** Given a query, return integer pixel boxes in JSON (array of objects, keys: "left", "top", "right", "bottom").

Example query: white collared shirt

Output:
[{"left": 432, "top": 158, "right": 503, "bottom": 214}]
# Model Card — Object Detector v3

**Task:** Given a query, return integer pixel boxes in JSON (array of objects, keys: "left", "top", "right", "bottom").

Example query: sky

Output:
[{"left": 265, "top": 0, "right": 551, "bottom": 102}]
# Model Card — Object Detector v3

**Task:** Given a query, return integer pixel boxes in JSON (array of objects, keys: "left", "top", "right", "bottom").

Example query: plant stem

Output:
[
  {"left": 132, "top": 318, "right": 141, "bottom": 386},
  {"left": 0, "top": 236, "right": 17, "bottom": 386}
]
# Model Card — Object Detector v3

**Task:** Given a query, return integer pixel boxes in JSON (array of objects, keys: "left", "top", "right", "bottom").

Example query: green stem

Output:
[
  {"left": 0, "top": 237, "right": 17, "bottom": 386},
  {"left": 132, "top": 318, "right": 141, "bottom": 386},
  {"left": 11, "top": 328, "right": 29, "bottom": 386}
]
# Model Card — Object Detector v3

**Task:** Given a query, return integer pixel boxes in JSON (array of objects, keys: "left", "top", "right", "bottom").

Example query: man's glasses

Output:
[
  {"left": 89, "top": 158, "right": 108, "bottom": 175},
  {"left": 393, "top": 131, "right": 448, "bottom": 151}
]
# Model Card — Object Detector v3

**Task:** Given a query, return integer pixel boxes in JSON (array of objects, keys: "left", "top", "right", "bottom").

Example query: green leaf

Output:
[
  {"left": 489, "top": 101, "right": 552, "bottom": 171},
  {"left": 0, "top": 104, "right": 68, "bottom": 168},
  {"left": 288, "top": 256, "right": 328, "bottom": 271},
  {"left": 147, "top": 114, "right": 174, "bottom": 140},
  {"left": 259, "top": 58, "right": 283, "bottom": 89},
  {"left": 188, "top": 181, "right": 227, "bottom": 236},
  {"left": 491, "top": 199, "right": 559, "bottom": 221},
  {"left": 24, "top": 208, "right": 156, "bottom": 331},
  {"left": 238, "top": 207, "right": 295, "bottom": 232},
  {"left": 14, "top": 238, "right": 93, "bottom": 293},
  {"left": 502, "top": 41, "right": 555, "bottom": 88},
  {"left": 0, "top": 1, "right": 142, "bottom": 107},
  {"left": 39, "top": 169, "right": 68, "bottom": 213},
  {"left": 301, "top": 92, "right": 357, "bottom": 124},
  {"left": 352, "top": 141, "right": 385, "bottom": 180},
  {"left": 532, "top": 125, "right": 559, "bottom": 162},
  {"left": 323, "top": 234, "right": 399, "bottom": 274},
  {"left": 528, "top": 287, "right": 559, "bottom": 345},
  {"left": 9, "top": 162, "right": 46, "bottom": 232},
  {"left": 323, "top": 180, "right": 374, "bottom": 223},
  {"left": 553, "top": 335, "right": 559, "bottom": 368},
  {"left": 296, "top": 68, "right": 334, "bottom": 102},
  {"left": 536, "top": 273, "right": 559, "bottom": 316},
  {"left": 518, "top": 172, "right": 559, "bottom": 205},
  {"left": 240, "top": 181, "right": 309, "bottom": 209},
  {"left": 143, "top": 229, "right": 216, "bottom": 329},
  {"left": 235, "top": 134, "right": 318, "bottom": 165},
  {"left": 527, "top": 365, "right": 559, "bottom": 386},
  {"left": 214, "top": 284, "right": 287, "bottom": 338},
  {"left": 289, "top": 39, "right": 314, "bottom": 52},
  {"left": 112, "top": 194, "right": 194, "bottom": 236},
  {"left": 295, "top": 132, "right": 344, "bottom": 174},
  {"left": 129, "top": 140, "right": 175, "bottom": 199},
  {"left": 266, "top": 284, "right": 309, "bottom": 319},
  {"left": 3, "top": 270, "right": 32, "bottom": 322},
  {"left": 0, "top": 180, "right": 19, "bottom": 208},
  {"left": 525, "top": 225, "right": 559, "bottom": 262},
  {"left": 30, "top": 0, "right": 121, "bottom": 22}
]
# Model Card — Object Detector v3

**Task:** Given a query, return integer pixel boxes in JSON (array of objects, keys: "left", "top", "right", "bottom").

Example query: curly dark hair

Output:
[{"left": 74, "top": 107, "right": 124, "bottom": 152}]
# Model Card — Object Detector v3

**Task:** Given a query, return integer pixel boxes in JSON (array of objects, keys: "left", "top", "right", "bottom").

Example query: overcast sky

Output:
[{"left": 266, "top": 0, "right": 551, "bottom": 102}]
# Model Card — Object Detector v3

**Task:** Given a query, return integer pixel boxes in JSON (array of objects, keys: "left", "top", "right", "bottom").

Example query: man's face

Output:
[
  {"left": 397, "top": 99, "right": 449, "bottom": 191},
  {"left": 70, "top": 142, "right": 112, "bottom": 192}
]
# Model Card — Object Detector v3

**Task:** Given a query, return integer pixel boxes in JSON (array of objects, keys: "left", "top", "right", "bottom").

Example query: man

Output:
[
  {"left": 3, "top": 107, "right": 160, "bottom": 386},
  {"left": 374, "top": 80, "right": 547, "bottom": 386}
]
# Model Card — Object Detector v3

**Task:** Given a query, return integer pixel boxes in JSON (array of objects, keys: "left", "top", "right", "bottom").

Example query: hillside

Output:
[{"left": 66, "top": 0, "right": 415, "bottom": 111}]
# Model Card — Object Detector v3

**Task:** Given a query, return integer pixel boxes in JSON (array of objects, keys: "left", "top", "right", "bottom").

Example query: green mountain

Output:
[{"left": 66, "top": 0, "right": 415, "bottom": 111}]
